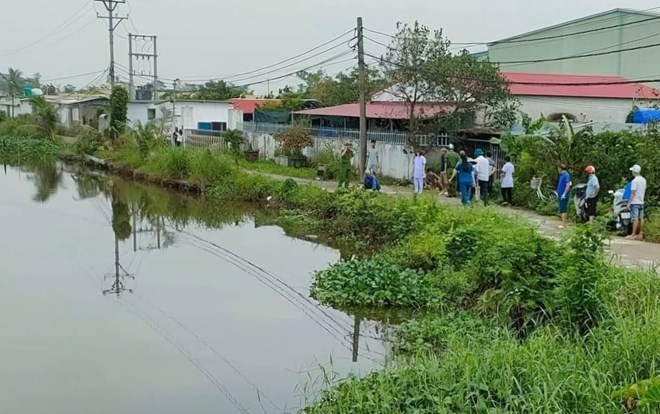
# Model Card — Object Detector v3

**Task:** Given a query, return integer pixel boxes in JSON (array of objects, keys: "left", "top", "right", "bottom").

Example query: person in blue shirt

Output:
[
  {"left": 449, "top": 152, "right": 476, "bottom": 205},
  {"left": 363, "top": 172, "right": 381, "bottom": 191},
  {"left": 557, "top": 163, "right": 572, "bottom": 229}
]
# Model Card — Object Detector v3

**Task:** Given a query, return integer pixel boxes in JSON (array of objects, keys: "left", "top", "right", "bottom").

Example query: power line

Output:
[
  {"left": 0, "top": 1, "right": 93, "bottom": 56},
  {"left": 41, "top": 70, "right": 107, "bottom": 83},
  {"left": 495, "top": 39, "right": 660, "bottom": 65},
  {"left": 96, "top": 0, "right": 128, "bottom": 88},
  {"left": 364, "top": 7, "right": 660, "bottom": 50},
  {"left": 219, "top": 40, "right": 355, "bottom": 84},
  {"left": 365, "top": 30, "right": 660, "bottom": 68},
  {"left": 232, "top": 52, "right": 356, "bottom": 88},
  {"left": 491, "top": 6, "right": 660, "bottom": 46},
  {"left": 154, "top": 29, "right": 355, "bottom": 82},
  {"left": 365, "top": 51, "right": 660, "bottom": 87}
]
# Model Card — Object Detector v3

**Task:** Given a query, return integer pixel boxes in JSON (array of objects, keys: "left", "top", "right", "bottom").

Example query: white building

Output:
[
  {"left": 504, "top": 72, "right": 659, "bottom": 123},
  {"left": 0, "top": 94, "right": 108, "bottom": 128},
  {"left": 127, "top": 100, "right": 243, "bottom": 131}
]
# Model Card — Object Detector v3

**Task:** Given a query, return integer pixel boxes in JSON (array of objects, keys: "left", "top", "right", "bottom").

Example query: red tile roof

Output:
[
  {"left": 503, "top": 72, "right": 659, "bottom": 99},
  {"left": 293, "top": 102, "right": 454, "bottom": 119},
  {"left": 228, "top": 98, "right": 280, "bottom": 114}
]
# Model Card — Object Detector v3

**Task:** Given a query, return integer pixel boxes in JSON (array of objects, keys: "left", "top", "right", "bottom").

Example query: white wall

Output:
[
  {"left": 127, "top": 102, "right": 157, "bottom": 127},
  {"left": 245, "top": 131, "right": 414, "bottom": 179},
  {"left": 517, "top": 96, "right": 645, "bottom": 123}
]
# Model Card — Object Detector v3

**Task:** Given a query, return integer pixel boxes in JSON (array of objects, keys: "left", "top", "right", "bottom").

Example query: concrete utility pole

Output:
[
  {"left": 127, "top": 34, "right": 159, "bottom": 101},
  {"left": 96, "top": 0, "right": 127, "bottom": 87},
  {"left": 357, "top": 17, "right": 368, "bottom": 177},
  {"left": 172, "top": 78, "right": 180, "bottom": 133}
]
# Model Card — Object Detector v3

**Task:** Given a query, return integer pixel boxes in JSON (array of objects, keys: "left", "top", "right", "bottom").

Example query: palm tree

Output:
[
  {"left": 31, "top": 96, "right": 61, "bottom": 139},
  {"left": 4, "top": 68, "right": 24, "bottom": 118}
]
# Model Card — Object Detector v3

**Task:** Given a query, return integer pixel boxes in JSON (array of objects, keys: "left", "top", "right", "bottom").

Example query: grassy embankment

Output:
[
  {"left": 103, "top": 139, "right": 658, "bottom": 413},
  {"left": 2, "top": 132, "right": 659, "bottom": 413}
]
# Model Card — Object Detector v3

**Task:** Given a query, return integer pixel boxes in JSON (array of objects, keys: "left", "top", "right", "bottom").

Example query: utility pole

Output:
[
  {"left": 127, "top": 34, "right": 158, "bottom": 101},
  {"left": 96, "top": 0, "right": 127, "bottom": 87},
  {"left": 172, "top": 78, "right": 179, "bottom": 133},
  {"left": 128, "top": 33, "right": 134, "bottom": 99},
  {"left": 357, "top": 17, "right": 368, "bottom": 177}
]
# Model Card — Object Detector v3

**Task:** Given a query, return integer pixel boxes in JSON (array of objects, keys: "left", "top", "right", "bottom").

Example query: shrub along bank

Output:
[{"left": 2, "top": 131, "right": 658, "bottom": 412}]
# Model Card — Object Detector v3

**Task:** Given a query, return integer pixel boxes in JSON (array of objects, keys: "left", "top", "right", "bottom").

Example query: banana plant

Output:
[{"left": 491, "top": 115, "right": 593, "bottom": 167}]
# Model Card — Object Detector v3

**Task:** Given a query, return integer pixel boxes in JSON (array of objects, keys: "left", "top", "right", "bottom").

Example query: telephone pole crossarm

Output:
[{"left": 96, "top": 0, "right": 128, "bottom": 87}]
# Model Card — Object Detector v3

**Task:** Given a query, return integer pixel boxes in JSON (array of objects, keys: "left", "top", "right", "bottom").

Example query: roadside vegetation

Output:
[{"left": 1, "top": 88, "right": 659, "bottom": 414}]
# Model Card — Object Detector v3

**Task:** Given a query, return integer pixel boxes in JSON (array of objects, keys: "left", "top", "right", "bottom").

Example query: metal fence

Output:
[
  {"left": 242, "top": 122, "right": 449, "bottom": 147},
  {"left": 183, "top": 129, "right": 226, "bottom": 150}
]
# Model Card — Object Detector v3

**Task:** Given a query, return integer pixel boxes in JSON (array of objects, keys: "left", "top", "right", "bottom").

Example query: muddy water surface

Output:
[{"left": 0, "top": 164, "right": 390, "bottom": 414}]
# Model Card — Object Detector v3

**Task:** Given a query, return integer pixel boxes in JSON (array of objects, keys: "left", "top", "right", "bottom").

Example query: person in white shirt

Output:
[
  {"left": 367, "top": 140, "right": 379, "bottom": 175},
  {"left": 474, "top": 148, "right": 490, "bottom": 205},
  {"left": 627, "top": 164, "right": 647, "bottom": 240},
  {"left": 500, "top": 155, "right": 514, "bottom": 205},
  {"left": 412, "top": 149, "right": 427, "bottom": 194}
]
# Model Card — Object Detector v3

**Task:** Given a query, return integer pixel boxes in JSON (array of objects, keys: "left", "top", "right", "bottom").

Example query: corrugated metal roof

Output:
[
  {"left": 504, "top": 72, "right": 659, "bottom": 99},
  {"left": 228, "top": 98, "right": 280, "bottom": 114},
  {"left": 490, "top": 8, "right": 660, "bottom": 45},
  {"left": 42, "top": 94, "right": 108, "bottom": 105},
  {"left": 293, "top": 102, "right": 454, "bottom": 119}
]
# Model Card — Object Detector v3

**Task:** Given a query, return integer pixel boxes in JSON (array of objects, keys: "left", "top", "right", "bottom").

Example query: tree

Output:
[
  {"left": 31, "top": 96, "right": 61, "bottom": 139},
  {"left": 110, "top": 86, "right": 129, "bottom": 137},
  {"left": 26, "top": 73, "right": 41, "bottom": 89},
  {"left": 379, "top": 22, "right": 518, "bottom": 142},
  {"left": 431, "top": 50, "right": 518, "bottom": 130},
  {"left": 2, "top": 68, "right": 24, "bottom": 117},
  {"left": 63, "top": 84, "right": 77, "bottom": 94},
  {"left": 43, "top": 84, "right": 57, "bottom": 95},
  {"left": 380, "top": 22, "right": 442, "bottom": 142},
  {"left": 195, "top": 80, "right": 249, "bottom": 101},
  {"left": 295, "top": 68, "right": 386, "bottom": 107}
]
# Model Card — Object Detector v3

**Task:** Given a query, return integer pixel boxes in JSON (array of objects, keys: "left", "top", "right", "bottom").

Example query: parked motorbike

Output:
[
  {"left": 572, "top": 183, "right": 589, "bottom": 222},
  {"left": 606, "top": 188, "right": 632, "bottom": 236}
]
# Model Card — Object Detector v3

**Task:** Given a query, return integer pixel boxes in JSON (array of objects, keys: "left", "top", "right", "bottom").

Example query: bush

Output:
[
  {"left": 72, "top": 128, "right": 103, "bottom": 156},
  {"left": 209, "top": 172, "right": 278, "bottom": 202},
  {"left": 144, "top": 147, "right": 190, "bottom": 179},
  {"left": 306, "top": 312, "right": 660, "bottom": 414},
  {"left": 552, "top": 227, "right": 611, "bottom": 333},
  {"left": 188, "top": 150, "right": 236, "bottom": 185},
  {"left": 311, "top": 258, "right": 445, "bottom": 308},
  {"left": 0, "top": 134, "right": 65, "bottom": 163}
]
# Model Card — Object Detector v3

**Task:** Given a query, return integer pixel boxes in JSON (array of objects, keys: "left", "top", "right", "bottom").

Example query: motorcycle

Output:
[
  {"left": 572, "top": 183, "right": 590, "bottom": 222},
  {"left": 606, "top": 187, "right": 632, "bottom": 236}
]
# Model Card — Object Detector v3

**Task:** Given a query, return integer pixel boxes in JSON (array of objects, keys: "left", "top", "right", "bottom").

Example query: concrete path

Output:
[{"left": 249, "top": 171, "right": 660, "bottom": 270}]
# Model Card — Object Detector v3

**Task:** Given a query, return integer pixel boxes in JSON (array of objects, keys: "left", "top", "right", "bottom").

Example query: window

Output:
[{"left": 147, "top": 108, "right": 156, "bottom": 120}]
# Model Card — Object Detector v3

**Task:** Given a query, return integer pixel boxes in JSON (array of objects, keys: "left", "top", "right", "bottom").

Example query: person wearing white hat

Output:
[{"left": 627, "top": 164, "right": 647, "bottom": 240}]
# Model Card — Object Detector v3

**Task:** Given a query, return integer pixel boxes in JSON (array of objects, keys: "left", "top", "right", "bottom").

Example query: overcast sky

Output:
[{"left": 1, "top": 0, "right": 659, "bottom": 94}]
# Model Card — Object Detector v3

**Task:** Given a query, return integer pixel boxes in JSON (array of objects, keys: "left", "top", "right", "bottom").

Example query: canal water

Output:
[{"left": 0, "top": 163, "right": 389, "bottom": 414}]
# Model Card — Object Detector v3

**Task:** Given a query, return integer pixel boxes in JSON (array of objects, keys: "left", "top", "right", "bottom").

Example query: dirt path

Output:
[{"left": 249, "top": 171, "right": 660, "bottom": 270}]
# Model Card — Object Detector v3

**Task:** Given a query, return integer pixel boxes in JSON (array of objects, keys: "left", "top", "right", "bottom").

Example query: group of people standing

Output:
[
  {"left": 557, "top": 163, "right": 647, "bottom": 238},
  {"left": 438, "top": 146, "right": 514, "bottom": 207},
  {"left": 171, "top": 127, "right": 184, "bottom": 147},
  {"left": 342, "top": 141, "right": 649, "bottom": 240}
]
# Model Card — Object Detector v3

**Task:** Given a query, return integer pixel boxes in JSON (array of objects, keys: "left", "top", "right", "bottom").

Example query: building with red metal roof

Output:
[{"left": 503, "top": 72, "right": 659, "bottom": 123}]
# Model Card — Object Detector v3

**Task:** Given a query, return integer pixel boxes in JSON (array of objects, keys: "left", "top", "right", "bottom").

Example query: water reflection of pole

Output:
[
  {"left": 351, "top": 315, "right": 361, "bottom": 363},
  {"left": 103, "top": 235, "right": 135, "bottom": 297},
  {"left": 133, "top": 211, "right": 137, "bottom": 252},
  {"left": 156, "top": 217, "right": 162, "bottom": 249}
]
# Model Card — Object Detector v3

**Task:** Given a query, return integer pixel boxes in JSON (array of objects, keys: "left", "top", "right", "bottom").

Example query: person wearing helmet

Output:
[{"left": 584, "top": 165, "right": 600, "bottom": 224}]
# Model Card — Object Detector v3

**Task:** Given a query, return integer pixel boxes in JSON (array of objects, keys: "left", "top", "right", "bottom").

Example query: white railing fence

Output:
[{"left": 242, "top": 122, "right": 449, "bottom": 147}]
